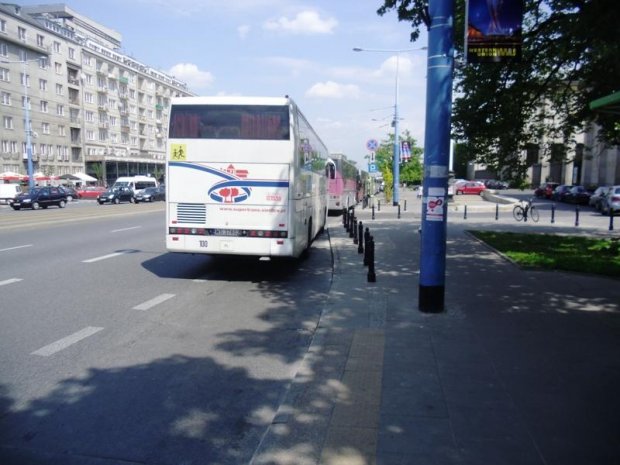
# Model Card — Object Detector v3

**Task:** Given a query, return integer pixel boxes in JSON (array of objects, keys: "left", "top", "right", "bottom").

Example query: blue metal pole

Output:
[{"left": 419, "top": 0, "right": 454, "bottom": 313}]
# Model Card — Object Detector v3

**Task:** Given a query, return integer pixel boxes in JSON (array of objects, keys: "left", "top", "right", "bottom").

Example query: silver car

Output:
[{"left": 600, "top": 185, "right": 620, "bottom": 216}]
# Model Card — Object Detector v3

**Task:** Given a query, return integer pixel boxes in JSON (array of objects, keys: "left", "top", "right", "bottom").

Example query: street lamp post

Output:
[
  {"left": 1, "top": 55, "right": 45, "bottom": 188},
  {"left": 353, "top": 46, "right": 426, "bottom": 206}
]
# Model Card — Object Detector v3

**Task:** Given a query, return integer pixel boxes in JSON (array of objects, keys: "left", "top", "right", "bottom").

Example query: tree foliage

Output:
[
  {"left": 377, "top": 0, "right": 620, "bottom": 184},
  {"left": 374, "top": 130, "right": 424, "bottom": 201}
]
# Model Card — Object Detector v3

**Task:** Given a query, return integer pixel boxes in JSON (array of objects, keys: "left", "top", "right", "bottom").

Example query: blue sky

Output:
[{"left": 20, "top": 0, "right": 429, "bottom": 167}]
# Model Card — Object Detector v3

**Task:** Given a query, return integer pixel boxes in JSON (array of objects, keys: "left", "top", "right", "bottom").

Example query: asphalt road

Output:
[{"left": 0, "top": 201, "right": 333, "bottom": 465}]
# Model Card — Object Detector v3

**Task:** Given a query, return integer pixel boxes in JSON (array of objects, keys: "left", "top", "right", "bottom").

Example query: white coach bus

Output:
[{"left": 165, "top": 96, "right": 329, "bottom": 259}]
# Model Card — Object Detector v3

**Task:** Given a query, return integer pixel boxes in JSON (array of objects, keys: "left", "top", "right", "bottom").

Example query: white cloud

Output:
[
  {"left": 168, "top": 63, "right": 214, "bottom": 91},
  {"left": 237, "top": 25, "right": 250, "bottom": 39},
  {"left": 263, "top": 10, "right": 338, "bottom": 34},
  {"left": 306, "top": 81, "right": 360, "bottom": 99}
]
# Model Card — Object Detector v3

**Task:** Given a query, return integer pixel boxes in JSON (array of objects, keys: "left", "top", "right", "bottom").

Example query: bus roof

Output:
[{"left": 170, "top": 96, "right": 292, "bottom": 107}]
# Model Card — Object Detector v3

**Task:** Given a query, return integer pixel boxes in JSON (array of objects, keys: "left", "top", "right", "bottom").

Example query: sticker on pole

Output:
[{"left": 426, "top": 196, "right": 444, "bottom": 221}]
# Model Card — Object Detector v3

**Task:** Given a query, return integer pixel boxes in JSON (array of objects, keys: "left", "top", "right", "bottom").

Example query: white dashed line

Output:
[
  {"left": 0, "top": 244, "right": 33, "bottom": 253},
  {"left": 82, "top": 250, "right": 134, "bottom": 263},
  {"left": 133, "top": 293, "right": 175, "bottom": 311},
  {"left": 31, "top": 326, "right": 104, "bottom": 357},
  {"left": 111, "top": 226, "right": 141, "bottom": 233},
  {"left": 0, "top": 278, "right": 22, "bottom": 287}
]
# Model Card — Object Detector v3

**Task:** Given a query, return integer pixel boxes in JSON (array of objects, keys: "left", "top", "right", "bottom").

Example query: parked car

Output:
[
  {"left": 455, "top": 181, "right": 486, "bottom": 195},
  {"left": 564, "top": 185, "right": 591, "bottom": 205},
  {"left": 551, "top": 184, "right": 573, "bottom": 202},
  {"left": 534, "top": 182, "right": 559, "bottom": 199},
  {"left": 484, "top": 179, "right": 508, "bottom": 190},
  {"left": 97, "top": 187, "right": 135, "bottom": 205},
  {"left": 0, "top": 184, "right": 22, "bottom": 205},
  {"left": 11, "top": 186, "right": 67, "bottom": 210},
  {"left": 600, "top": 185, "right": 620, "bottom": 216},
  {"left": 58, "top": 185, "right": 79, "bottom": 201},
  {"left": 589, "top": 186, "right": 609, "bottom": 211},
  {"left": 135, "top": 186, "right": 165, "bottom": 203},
  {"left": 77, "top": 186, "right": 107, "bottom": 199}
]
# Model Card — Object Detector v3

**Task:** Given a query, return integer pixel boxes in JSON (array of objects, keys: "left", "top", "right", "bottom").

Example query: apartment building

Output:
[{"left": 0, "top": 3, "right": 193, "bottom": 185}]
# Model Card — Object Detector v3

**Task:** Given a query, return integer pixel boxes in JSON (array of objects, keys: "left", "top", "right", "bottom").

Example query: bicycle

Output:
[{"left": 513, "top": 198, "right": 540, "bottom": 222}]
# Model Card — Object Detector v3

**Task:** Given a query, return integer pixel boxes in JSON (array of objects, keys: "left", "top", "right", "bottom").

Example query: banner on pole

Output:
[{"left": 466, "top": 0, "right": 524, "bottom": 64}]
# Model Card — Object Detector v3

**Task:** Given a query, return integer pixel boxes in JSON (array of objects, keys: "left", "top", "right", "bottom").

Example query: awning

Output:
[
  {"left": 589, "top": 90, "right": 620, "bottom": 115},
  {"left": 59, "top": 172, "right": 97, "bottom": 182},
  {"left": 0, "top": 171, "right": 27, "bottom": 182},
  {"left": 74, "top": 172, "right": 97, "bottom": 182}
]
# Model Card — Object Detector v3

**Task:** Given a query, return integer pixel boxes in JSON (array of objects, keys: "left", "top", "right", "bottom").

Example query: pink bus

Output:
[{"left": 325, "top": 153, "right": 360, "bottom": 213}]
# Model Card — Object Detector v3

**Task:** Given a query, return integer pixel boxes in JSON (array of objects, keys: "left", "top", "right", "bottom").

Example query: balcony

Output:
[
  {"left": 119, "top": 76, "right": 129, "bottom": 84},
  {"left": 97, "top": 86, "right": 108, "bottom": 94},
  {"left": 67, "top": 78, "right": 80, "bottom": 87}
]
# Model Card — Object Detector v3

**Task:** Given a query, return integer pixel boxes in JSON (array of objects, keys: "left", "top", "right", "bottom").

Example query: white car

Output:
[{"left": 600, "top": 185, "right": 620, "bottom": 216}]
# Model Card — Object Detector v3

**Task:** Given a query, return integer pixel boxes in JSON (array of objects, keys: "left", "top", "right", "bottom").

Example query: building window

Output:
[
  {"left": 0, "top": 67, "right": 9, "bottom": 82},
  {"left": 40, "top": 101, "right": 48, "bottom": 113},
  {"left": 37, "top": 34, "right": 44, "bottom": 47},
  {"left": 39, "top": 57, "right": 48, "bottom": 69},
  {"left": 21, "top": 96, "right": 31, "bottom": 109},
  {"left": 53, "top": 41, "right": 61, "bottom": 53},
  {"left": 85, "top": 111, "right": 94, "bottom": 123},
  {"left": 68, "top": 47, "right": 76, "bottom": 60},
  {"left": 0, "top": 19, "right": 6, "bottom": 33},
  {"left": 39, "top": 79, "right": 47, "bottom": 91},
  {"left": 42, "top": 122, "right": 50, "bottom": 134},
  {"left": 20, "top": 72, "right": 30, "bottom": 87},
  {"left": 0, "top": 42, "right": 7, "bottom": 57},
  {"left": 58, "top": 125, "right": 66, "bottom": 136},
  {"left": 56, "top": 104, "right": 64, "bottom": 116},
  {"left": 3, "top": 116, "right": 13, "bottom": 129},
  {"left": 86, "top": 130, "right": 95, "bottom": 141},
  {"left": 55, "top": 83, "right": 63, "bottom": 95},
  {"left": 1, "top": 91, "right": 10, "bottom": 105},
  {"left": 54, "top": 62, "right": 62, "bottom": 74},
  {"left": 18, "top": 27, "right": 26, "bottom": 41}
]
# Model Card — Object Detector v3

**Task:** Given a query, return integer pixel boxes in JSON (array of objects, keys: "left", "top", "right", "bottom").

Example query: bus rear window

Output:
[{"left": 169, "top": 105, "right": 290, "bottom": 140}]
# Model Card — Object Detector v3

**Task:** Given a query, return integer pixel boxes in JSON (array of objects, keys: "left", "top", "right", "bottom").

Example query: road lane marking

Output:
[
  {"left": 0, "top": 244, "right": 33, "bottom": 253},
  {"left": 82, "top": 249, "right": 137, "bottom": 263},
  {"left": 0, "top": 278, "right": 23, "bottom": 287},
  {"left": 133, "top": 293, "right": 175, "bottom": 311},
  {"left": 111, "top": 226, "right": 141, "bottom": 233},
  {"left": 31, "top": 326, "right": 104, "bottom": 357}
]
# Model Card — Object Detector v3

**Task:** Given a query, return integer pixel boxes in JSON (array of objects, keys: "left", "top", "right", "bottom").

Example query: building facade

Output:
[{"left": 0, "top": 3, "right": 193, "bottom": 186}]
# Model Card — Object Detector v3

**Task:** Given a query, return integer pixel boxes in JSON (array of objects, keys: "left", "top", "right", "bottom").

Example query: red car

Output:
[
  {"left": 534, "top": 182, "right": 559, "bottom": 199},
  {"left": 455, "top": 181, "right": 486, "bottom": 195},
  {"left": 77, "top": 186, "right": 107, "bottom": 199}
]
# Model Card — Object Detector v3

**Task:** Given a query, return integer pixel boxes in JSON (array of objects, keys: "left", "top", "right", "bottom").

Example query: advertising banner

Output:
[{"left": 466, "top": 0, "right": 524, "bottom": 63}]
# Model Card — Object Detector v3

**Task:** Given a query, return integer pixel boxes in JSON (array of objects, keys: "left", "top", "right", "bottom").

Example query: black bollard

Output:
[
  {"left": 367, "top": 236, "right": 376, "bottom": 283},
  {"left": 363, "top": 227, "right": 370, "bottom": 266},
  {"left": 358, "top": 221, "right": 364, "bottom": 254},
  {"left": 495, "top": 203, "right": 499, "bottom": 220},
  {"left": 377, "top": 200, "right": 381, "bottom": 211},
  {"left": 464, "top": 204, "right": 467, "bottom": 220},
  {"left": 551, "top": 204, "right": 555, "bottom": 224},
  {"left": 609, "top": 214, "right": 614, "bottom": 231},
  {"left": 398, "top": 204, "right": 401, "bottom": 219},
  {"left": 404, "top": 199, "right": 407, "bottom": 211},
  {"left": 353, "top": 218, "right": 358, "bottom": 244},
  {"left": 575, "top": 206, "right": 579, "bottom": 227},
  {"left": 343, "top": 208, "right": 348, "bottom": 229},
  {"left": 349, "top": 214, "right": 355, "bottom": 238},
  {"left": 372, "top": 205, "right": 375, "bottom": 220}
]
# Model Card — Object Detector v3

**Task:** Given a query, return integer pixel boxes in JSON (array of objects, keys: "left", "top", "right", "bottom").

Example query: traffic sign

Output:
[
  {"left": 368, "top": 163, "right": 377, "bottom": 173},
  {"left": 366, "top": 139, "right": 379, "bottom": 152}
]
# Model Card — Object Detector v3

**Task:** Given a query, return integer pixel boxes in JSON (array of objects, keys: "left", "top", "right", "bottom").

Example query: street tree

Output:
[{"left": 377, "top": 0, "right": 620, "bottom": 184}]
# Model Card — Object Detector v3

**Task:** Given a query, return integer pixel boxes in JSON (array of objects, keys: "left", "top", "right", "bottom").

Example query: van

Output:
[
  {"left": 0, "top": 184, "right": 22, "bottom": 205},
  {"left": 112, "top": 176, "right": 158, "bottom": 196}
]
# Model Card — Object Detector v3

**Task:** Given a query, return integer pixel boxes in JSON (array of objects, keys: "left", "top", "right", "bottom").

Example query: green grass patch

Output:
[{"left": 469, "top": 231, "right": 620, "bottom": 277}]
